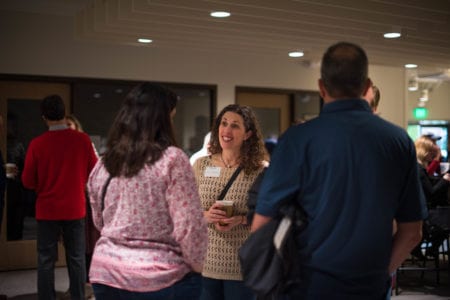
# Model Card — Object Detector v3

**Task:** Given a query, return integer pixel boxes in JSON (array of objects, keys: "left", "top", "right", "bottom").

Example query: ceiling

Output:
[{"left": 2, "top": 0, "right": 450, "bottom": 76}]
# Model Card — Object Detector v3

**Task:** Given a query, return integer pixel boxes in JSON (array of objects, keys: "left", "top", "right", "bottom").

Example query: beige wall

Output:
[
  {"left": 407, "top": 82, "right": 450, "bottom": 121},
  {"left": 1, "top": 10, "right": 448, "bottom": 128}
]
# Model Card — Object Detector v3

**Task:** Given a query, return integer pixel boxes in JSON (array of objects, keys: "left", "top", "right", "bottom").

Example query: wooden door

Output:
[
  {"left": 0, "top": 81, "right": 70, "bottom": 270},
  {"left": 236, "top": 91, "right": 291, "bottom": 140}
]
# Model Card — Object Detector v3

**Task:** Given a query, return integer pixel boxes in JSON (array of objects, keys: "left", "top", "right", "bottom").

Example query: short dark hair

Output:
[
  {"left": 321, "top": 42, "right": 368, "bottom": 99},
  {"left": 41, "top": 95, "right": 66, "bottom": 120},
  {"left": 103, "top": 82, "right": 179, "bottom": 177}
]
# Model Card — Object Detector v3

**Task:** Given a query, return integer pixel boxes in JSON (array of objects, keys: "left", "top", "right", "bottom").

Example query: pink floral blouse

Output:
[{"left": 87, "top": 146, "right": 208, "bottom": 292}]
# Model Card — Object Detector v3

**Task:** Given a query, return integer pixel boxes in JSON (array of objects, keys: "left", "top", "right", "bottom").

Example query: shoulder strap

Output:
[
  {"left": 217, "top": 166, "right": 242, "bottom": 200},
  {"left": 100, "top": 176, "right": 112, "bottom": 212}
]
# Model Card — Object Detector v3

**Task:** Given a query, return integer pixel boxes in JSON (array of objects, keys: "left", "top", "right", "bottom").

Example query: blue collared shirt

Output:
[{"left": 256, "top": 98, "right": 427, "bottom": 297}]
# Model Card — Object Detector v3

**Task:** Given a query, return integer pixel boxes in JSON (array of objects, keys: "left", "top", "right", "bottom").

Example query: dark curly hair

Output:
[{"left": 209, "top": 104, "right": 266, "bottom": 174}]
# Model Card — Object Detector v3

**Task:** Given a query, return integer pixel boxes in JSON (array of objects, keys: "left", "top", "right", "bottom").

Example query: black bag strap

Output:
[
  {"left": 100, "top": 175, "right": 112, "bottom": 212},
  {"left": 217, "top": 166, "right": 242, "bottom": 200}
]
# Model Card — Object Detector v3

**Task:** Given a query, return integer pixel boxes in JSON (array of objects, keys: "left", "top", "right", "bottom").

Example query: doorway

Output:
[
  {"left": 236, "top": 91, "right": 291, "bottom": 140},
  {"left": 0, "top": 81, "right": 70, "bottom": 270}
]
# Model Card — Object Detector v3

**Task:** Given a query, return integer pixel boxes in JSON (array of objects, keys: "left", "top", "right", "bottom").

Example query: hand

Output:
[
  {"left": 214, "top": 215, "right": 243, "bottom": 232},
  {"left": 443, "top": 173, "right": 450, "bottom": 181},
  {"left": 204, "top": 202, "right": 226, "bottom": 224}
]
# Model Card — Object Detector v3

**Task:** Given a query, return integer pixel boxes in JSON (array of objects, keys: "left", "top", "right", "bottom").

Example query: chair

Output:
[{"left": 395, "top": 220, "right": 448, "bottom": 294}]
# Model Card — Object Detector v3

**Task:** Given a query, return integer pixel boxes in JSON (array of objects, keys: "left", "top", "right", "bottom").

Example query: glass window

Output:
[{"left": 72, "top": 81, "right": 215, "bottom": 156}]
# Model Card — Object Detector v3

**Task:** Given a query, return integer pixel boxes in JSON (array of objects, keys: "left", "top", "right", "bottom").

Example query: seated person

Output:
[{"left": 415, "top": 135, "right": 450, "bottom": 209}]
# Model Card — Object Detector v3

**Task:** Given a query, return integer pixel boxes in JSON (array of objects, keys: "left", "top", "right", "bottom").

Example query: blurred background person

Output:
[
  {"left": 0, "top": 114, "right": 7, "bottom": 300},
  {"left": 61, "top": 114, "right": 98, "bottom": 300},
  {"left": 22, "top": 95, "right": 98, "bottom": 300},
  {"left": 87, "top": 83, "right": 207, "bottom": 300},
  {"left": 190, "top": 132, "right": 211, "bottom": 166},
  {"left": 66, "top": 114, "right": 83, "bottom": 132},
  {"left": 415, "top": 135, "right": 450, "bottom": 209},
  {"left": 193, "top": 104, "right": 266, "bottom": 300}
]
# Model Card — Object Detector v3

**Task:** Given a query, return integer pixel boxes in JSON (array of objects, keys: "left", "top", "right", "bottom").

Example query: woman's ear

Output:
[{"left": 244, "top": 130, "right": 253, "bottom": 140}]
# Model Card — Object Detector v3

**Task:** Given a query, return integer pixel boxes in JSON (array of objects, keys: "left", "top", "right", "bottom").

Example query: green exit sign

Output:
[{"left": 413, "top": 107, "right": 428, "bottom": 119}]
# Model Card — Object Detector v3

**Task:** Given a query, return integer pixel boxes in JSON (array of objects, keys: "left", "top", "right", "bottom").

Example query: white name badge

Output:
[{"left": 204, "top": 166, "right": 221, "bottom": 177}]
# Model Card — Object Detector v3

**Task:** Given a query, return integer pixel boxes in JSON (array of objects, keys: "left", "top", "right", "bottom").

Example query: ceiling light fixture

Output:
[
  {"left": 288, "top": 51, "right": 304, "bottom": 58},
  {"left": 384, "top": 32, "right": 401, "bottom": 39},
  {"left": 383, "top": 27, "right": 402, "bottom": 39},
  {"left": 138, "top": 38, "right": 152, "bottom": 44},
  {"left": 210, "top": 11, "right": 230, "bottom": 18},
  {"left": 405, "top": 64, "right": 418, "bottom": 69}
]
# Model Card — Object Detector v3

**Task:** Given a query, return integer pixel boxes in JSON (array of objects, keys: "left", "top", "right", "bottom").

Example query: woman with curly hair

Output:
[{"left": 193, "top": 104, "right": 267, "bottom": 300}]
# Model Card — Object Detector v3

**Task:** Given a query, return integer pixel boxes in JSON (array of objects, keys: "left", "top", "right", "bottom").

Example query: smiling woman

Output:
[{"left": 192, "top": 104, "right": 267, "bottom": 300}]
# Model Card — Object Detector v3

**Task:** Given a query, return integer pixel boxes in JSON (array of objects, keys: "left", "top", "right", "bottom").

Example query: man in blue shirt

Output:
[{"left": 252, "top": 42, "right": 427, "bottom": 299}]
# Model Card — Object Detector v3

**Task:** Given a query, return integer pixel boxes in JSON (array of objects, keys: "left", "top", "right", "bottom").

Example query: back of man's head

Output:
[
  {"left": 320, "top": 42, "right": 369, "bottom": 99},
  {"left": 41, "top": 95, "right": 65, "bottom": 121}
]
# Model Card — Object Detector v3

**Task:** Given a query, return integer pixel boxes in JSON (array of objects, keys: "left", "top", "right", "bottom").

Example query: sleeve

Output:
[
  {"left": 84, "top": 134, "right": 98, "bottom": 175},
  {"left": 166, "top": 149, "right": 208, "bottom": 270},
  {"left": 21, "top": 141, "right": 37, "bottom": 189},
  {"left": 395, "top": 140, "right": 428, "bottom": 223},
  {"left": 87, "top": 161, "right": 105, "bottom": 230},
  {"left": 255, "top": 128, "right": 302, "bottom": 217}
]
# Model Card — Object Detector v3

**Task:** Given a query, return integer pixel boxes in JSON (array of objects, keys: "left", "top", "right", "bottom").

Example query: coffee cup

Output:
[
  {"left": 440, "top": 162, "right": 450, "bottom": 174},
  {"left": 5, "top": 163, "right": 17, "bottom": 178},
  {"left": 216, "top": 200, "right": 234, "bottom": 225}
]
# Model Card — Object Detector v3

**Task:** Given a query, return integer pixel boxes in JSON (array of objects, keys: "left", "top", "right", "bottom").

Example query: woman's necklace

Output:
[{"left": 220, "top": 153, "right": 238, "bottom": 168}]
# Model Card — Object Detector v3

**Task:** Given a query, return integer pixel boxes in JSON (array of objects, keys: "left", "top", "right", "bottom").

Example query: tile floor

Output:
[{"left": 0, "top": 266, "right": 448, "bottom": 299}]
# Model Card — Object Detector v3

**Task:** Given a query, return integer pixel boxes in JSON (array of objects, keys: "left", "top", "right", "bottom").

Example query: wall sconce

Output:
[
  {"left": 419, "top": 89, "right": 429, "bottom": 102},
  {"left": 408, "top": 77, "right": 419, "bottom": 91}
]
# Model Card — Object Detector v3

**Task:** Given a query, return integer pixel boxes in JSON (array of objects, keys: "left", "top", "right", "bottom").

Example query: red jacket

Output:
[{"left": 22, "top": 128, "right": 98, "bottom": 220}]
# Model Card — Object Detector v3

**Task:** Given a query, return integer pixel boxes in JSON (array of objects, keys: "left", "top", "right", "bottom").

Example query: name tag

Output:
[{"left": 204, "top": 166, "right": 221, "bottom": 177}]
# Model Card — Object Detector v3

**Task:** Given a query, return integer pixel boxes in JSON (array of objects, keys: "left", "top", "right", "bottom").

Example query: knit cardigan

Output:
[{"left": 193, "top": 156, "right": 262, "bottom": 280}]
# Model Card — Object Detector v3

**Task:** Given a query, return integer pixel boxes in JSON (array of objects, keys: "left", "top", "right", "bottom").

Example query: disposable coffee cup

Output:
[
  {"left": 5, "top": 163, "right": 17, "bottom": 178},
  {"left": 216, "top": 200, "right": 234, "bottom": 225},
  {"left": 440, "top": 162, "right": 450, "bottom": 173}
]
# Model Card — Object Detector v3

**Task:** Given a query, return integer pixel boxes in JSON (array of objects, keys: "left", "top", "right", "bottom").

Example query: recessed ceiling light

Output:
[
  {"left": 138, "top": 38, "right": 152, "bottom": 44},
  {"left": 289, "top": 51, "right": 304, "bottom": 58},
  {"left": 383, "top": 32, "right": 401, "bottom": 39},
  {"left": 210, "top": 11, "right": 231, "bottom": 18},
  {"left": 405, "top": 64, "right": 418, "bottom": 69}
]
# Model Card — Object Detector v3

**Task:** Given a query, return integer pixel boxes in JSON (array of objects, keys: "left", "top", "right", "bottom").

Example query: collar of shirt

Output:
[
  {"left": 321, "top": 98, "right": 371, "bottom": 115},
  {"left": 49, "top": 124, "right": 69, "bottom": 131}
]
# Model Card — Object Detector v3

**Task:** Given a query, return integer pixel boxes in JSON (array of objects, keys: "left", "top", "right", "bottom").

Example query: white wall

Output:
[{"left": 2, "top": 10, "right": 447, "bottom": 129}]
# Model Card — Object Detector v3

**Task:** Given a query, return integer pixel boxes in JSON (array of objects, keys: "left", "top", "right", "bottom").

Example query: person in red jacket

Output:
[{"left": 21, "top": 95, "right": 98, "bottom": 300}]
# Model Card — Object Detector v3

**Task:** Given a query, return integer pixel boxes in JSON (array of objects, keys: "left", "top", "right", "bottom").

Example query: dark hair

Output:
[
  {"left": 103, "top": 82, "right": 178, "bottom": 177},
  {"left": 41, "top": 95, "right": 65, "bottom": 120},
  {"left": 209, "top": 104, "right": 266, "bottom": 174},
  {"left": 321, "top": 42, "right": 368, "bottom": 98}
]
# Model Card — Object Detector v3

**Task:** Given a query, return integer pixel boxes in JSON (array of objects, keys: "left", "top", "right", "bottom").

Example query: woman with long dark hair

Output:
[{"left": 87, "top": 82, "right": 208, "bottom": 300}]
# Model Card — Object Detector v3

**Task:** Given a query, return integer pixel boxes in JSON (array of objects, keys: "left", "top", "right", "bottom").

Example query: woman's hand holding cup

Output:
[{"left": 204, "top": 201, "right": 227, "bottom": 224}]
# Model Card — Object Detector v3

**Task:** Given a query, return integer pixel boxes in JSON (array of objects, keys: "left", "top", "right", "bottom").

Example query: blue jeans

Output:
[
  {"left": 92, "top": 272, "right": 202, "bottom": 300},
  {"left": 37, "top": 219, "right": 86, "bottom": 300},
  {"left": 200, "top": 277, "right": 256, "bottom": 300}
]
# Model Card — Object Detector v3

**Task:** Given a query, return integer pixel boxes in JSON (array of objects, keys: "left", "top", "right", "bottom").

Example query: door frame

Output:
[
  {"left": 0, "top": 80, "right": 70, "bottom": 270},
  {"left": 236, "top": 87, "right": 297, "bottom": 136}
]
